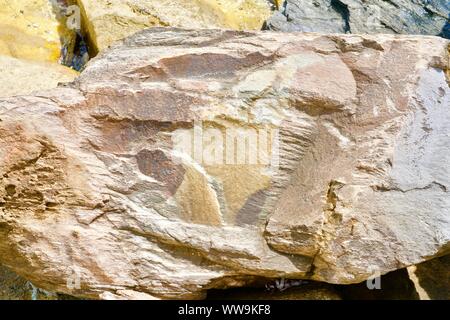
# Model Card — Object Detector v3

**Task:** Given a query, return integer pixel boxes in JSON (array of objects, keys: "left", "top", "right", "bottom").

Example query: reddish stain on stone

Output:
[{"left": 136, "top": 149, "right": 185, "bottom": 196}]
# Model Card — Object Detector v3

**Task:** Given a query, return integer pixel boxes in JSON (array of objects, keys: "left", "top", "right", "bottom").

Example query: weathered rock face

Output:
[
  {"left": 76, "top": 0, "right": 273, "bottom": 52},
  {"left": 0, "top": 0, "right": 75, "bottom": 63},
  {"left": 267, "top": 0, "right": 450, "bottom": 38},
  {"left": 0, "top": 28, "right": 449, "bottom": 299},
  {"left": 0, "top": 55, "right": 78, "bottom": 98},
  {"left": 0, "top": 1, "right": 79, "bottom": 97}
]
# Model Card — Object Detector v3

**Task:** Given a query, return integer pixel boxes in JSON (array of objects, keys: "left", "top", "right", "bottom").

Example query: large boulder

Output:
[
  {"left": 0, "top": 55, "right": 78, "bottom": 98},
  {"left": 0, "top": 1, "right": 79, "bottom": 97},
  {"left": 0, "top": 0, "right": 76, "bottom": 63},
  {"left": 76, "top": 0, "right": 273, "bottom": 52},
  {"left": 267, "top": 0, "right": 450, "bottom": 38},
  {"left": 0, "top": 28, "right": 448, "bottom": 299}
]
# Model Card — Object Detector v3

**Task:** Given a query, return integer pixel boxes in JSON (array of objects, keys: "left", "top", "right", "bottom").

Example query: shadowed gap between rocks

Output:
[
  {"left": 330, "top": 0, "right": 351, "bottom": 33},
  {"left": 50, "top": 0, "right": 91, "bottom": 71},
  {"left": 207, "top": 269, "right": 420, "bottom": 300},
  {"left": 0, "top": 264, "right": 421, "bottom": 300},
  {"left": 440, "top": 14, "right": 450, "bottom": 39}
]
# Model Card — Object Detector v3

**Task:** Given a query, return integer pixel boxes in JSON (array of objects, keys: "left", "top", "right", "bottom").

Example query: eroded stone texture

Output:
[
  {"left": 76, "top": 0, "right": 273, "bottom": 52},
  {"left": 0, "top": 55, "right": 78, "bottom": 98},
  {"left": 0, "top": 29, "right": 449, "bottom": 299},
  {"left": 0, "top": 0, "right": 76, "bottom": 63},
  {"left": 267, "top": 0, "right": 450, "bottom": 38},
  {"left": 0, "top": 1, "right": 79, "bottom": 98}
]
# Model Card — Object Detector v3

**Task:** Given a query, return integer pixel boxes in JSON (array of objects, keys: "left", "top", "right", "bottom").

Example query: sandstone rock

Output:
[
  {"left": 407, "top": 254, "right": 450, "bottom": 300},
  {"left": 0, "top": 29, "right": 448, "bottom": 299},
  {"left": 0, "top": 1, "right": 79, "bottom": 99},
  {"left": 0, "top": 55, "right": 78, "bottom": 98},
  {"left": 0, "top": 0, "right": 76, "bottom": 63},
  {"left": 76, "top": 0, "right": 273, "bottom": 53},
  {"left": 267, "top": 0, "right": 450, "bottom": 38}
]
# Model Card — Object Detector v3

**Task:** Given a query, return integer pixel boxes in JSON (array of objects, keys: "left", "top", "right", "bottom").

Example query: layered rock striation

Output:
[
  {"left": 0, "top": 28, "right": 448, "bottom": 299},
  {"left": 75, "top": 0, "right": 274, "bottom": 53}
]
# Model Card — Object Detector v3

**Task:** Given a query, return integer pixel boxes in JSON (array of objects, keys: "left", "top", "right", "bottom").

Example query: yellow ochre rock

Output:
[
  {"left": 0, "top": 0, "right": 74, "bottom": 63},
  {"left": 76, "top": 0, "right": 273, "bottom": 52},
  {"left": 272, "top": 0, "right": 284, "bottom": 9},
  {"left": 0, "top": 55, "right": 78, "bottom": 98}
]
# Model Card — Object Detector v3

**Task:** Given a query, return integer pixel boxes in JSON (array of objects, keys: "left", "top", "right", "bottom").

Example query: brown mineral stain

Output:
[
  {"left": 158, "top": 52, "right": 275, "bottom": 79},
  {"left": 136, "top": 149, "right": 185, "bottom": 197},
  {"left": 86, "top": 88, "right": 198, "bottom": 122}
]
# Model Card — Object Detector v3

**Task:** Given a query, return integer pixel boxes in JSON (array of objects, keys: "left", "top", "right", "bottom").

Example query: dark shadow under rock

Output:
[
  {"left": 207, "top": 269, "right": 420, "bottom": 300},
  {"left": 337, "top": 269, "right": 420, "bottom": 300},
  {"left": 0, "top": 264, "right": 78, "bottom": 300},
  {"left": 408, "top": 255, "right": 450, "bottom": 300},
  {"left": 207, "top": 280, "right": 342, "bottom": 300}
]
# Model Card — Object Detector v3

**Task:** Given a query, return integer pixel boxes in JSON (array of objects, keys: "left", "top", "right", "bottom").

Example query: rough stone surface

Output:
[
  {"left": 0, "top": 55, "right": 78, "bottom": 98},
  {"left": 267, "top": 0, "right": 450, "bottom": 38},
  {"left": 0, "top": 29, "right": 449, "bottom": 299},
  {"left": 76, "top": 0, "right": 273, "bottom": 52},
  {"left": 0, "top": 0, "right": 75, "bottom": 63},
  {"left": 0, "top": 1, "right": 78, "bottom": 98}
]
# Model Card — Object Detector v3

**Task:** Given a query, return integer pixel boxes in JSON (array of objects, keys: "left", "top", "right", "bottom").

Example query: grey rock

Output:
[{"left": 267, "top": 0, "right": 450, "bottom": 38}]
